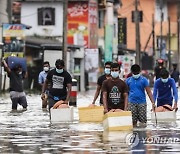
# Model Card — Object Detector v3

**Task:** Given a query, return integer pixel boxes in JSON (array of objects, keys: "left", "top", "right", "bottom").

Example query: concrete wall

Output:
[
  {"left": 21, "top": 2, "right": 63, "bottom": 37},
  {"left": 119, "top": 0, "right": 178, "bottom": 53},
  {"left": 119, "top": 0, "right": 155, "bottom": 52}
]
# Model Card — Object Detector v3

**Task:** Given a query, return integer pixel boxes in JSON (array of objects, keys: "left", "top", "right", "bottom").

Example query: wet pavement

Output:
[{"left": 0, "top": 89, "right": 180, "bottom": 153}]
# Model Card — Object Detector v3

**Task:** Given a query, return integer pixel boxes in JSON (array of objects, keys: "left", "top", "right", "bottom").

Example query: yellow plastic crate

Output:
[
  {"left": 103, "top": 111, "right": 133, "bottom": 131},
  {"left": 78, "top": 106, "right": 104, "bottom": 122}
]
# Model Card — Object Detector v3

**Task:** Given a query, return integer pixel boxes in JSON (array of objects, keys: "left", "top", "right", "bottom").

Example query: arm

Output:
[
  {"left": 92, "top": 85, "right": 101, "bottom": 104},
  {"left": 172, "top": 79, "right": 178, "bottom": 110},
  {"left": 38, "top": 73, "right": 43, "bottom": 87},
  {"left": 41, "top": 78, "right": 48, "bottom": 100},
  {"left": 123, "top": 93, "right": 128, "bottom": 111},
  {"left": 152, "top": 82, "right": 158, "bottom": 104},
  {"left": 42, "top": 79, "right": 48, "bottom": 93},
  {"left": 145, "top": 87, "right": 156, "bottom": 111},
  {"left": 102, "top": 91, "right": 108, "bottom": 113},
  {"left": 23, "top": 71, "right": 28, "bottom": 79},
  {"left": 2, "top": 60, "right": 11, "bottom": 75},
  {"left": 64, "top": 83, "right": 72, "bottom": 104}
]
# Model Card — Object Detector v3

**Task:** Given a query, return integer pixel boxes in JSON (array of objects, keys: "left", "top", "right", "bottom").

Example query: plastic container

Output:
[
  {"left": 151, "top": 111, "right": 176, "bottom": 122},
  {"left": 50, "top": 107, "right": 74, "bottom": 123},
  {"left": 78, "top": 106, "right": 104, "bottom": 122},
  {"left": 103, "top": 111, "right": 133, "bottom": 131},
  {"left": 7, "top": 56, "right": 27, "bottom": 71}
]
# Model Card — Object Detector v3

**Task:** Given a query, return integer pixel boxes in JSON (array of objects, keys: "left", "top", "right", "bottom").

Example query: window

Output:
[
  {"left": 38, "top": 7, "right": 55, "bottom": 25},
  {"left": 131, "top": 11, "right": 143, "bottom": 22},
  {"left": 98, "top": 10, "right": 105, "bottom": 28}
]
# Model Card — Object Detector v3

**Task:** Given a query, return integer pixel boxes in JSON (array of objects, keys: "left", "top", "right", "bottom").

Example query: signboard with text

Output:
[
  {"left": 2, "top": 23, "right": 26, "bottom": 57},
  {"left": 89, "top": 0, "right": 98, "bottom": 48},
  {"left": 67, "top": 1, "right": 89, "bottom": 48},
  {"left": 118, "top": 18, "right": 127, "bottom": 47},
  {"left": 118, "top": 55, "right": 135, "bottom": 76}
]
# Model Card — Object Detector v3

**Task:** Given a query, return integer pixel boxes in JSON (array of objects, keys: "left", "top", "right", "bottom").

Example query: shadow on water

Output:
[{"left": 0, "top": 93, "right": 180, "bottom": 153}]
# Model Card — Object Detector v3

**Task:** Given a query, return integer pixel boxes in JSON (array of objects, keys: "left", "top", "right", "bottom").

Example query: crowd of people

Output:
[
  {"left": 2, "top": 57, "right": 179, "bottom": 127},
  {"left": 91, "top": 59, "right": 178, "bottom": 127}
]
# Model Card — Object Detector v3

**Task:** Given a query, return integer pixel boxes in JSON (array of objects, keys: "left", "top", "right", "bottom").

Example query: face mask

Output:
[
  {"left": 132, "top": 73, "right": 140, "bottom": 79},
  {"left": 18, "top": 72, "right": 22, "bottom": 75},
  {"left": 111, "top": 71, "right": 119, "bottom": 78},
  {"left": 104, "top": 68, "right": 111, "bottom": 75},
  {"left": 161, "top": 78, "right": 168, "bottom": 83},
  {"left": 43, "top": 67, "right": 49, "bottom": 72},
  {"left": 56, "top": 68, "right": 63, "bottom": 74}
]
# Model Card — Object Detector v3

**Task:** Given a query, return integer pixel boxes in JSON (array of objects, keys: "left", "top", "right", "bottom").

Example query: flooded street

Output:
[{"left": 0, "top": 90, "right": 180, "bottom": 153}]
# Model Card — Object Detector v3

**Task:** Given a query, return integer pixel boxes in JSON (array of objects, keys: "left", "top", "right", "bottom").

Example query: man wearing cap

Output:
[
  {"left": 42, "top": 59, "right": 72, "bottom": 110},
  {"left": 154, "top": 59, "right": 165, "bottom": 80}
]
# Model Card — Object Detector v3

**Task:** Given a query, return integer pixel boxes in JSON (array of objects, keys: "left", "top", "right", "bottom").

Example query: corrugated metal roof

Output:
[
  {"left": 17, "top": 0, "right": 63, "bottom": 2},
  {"left": 17, "top": 0, "right": 88, "bottom": 2},
  {"left": 25, "top": 36, "right": 83, "bottom": 50}
]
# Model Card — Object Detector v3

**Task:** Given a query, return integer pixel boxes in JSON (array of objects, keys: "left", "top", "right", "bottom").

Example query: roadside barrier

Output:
[{"left": 69, "top": 79, "right": 77, "bottom": 106}]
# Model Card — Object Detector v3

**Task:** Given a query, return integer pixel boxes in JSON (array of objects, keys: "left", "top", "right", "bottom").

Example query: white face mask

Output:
[
  {"left": 111, "top": 71, "right": 119, "bottom": 78},
  {"left": 56, "top": 68, "right": 63, "bottom": 73},
  {"left": 104, "top": 68, "right": 111, "bottom": 75},
  {"left": 43, "top": 67, "right": 49, "bottom": 72},
  {"left": 18, "top": 72, "right": 22, "bottom": 75},
  {"left": 161, "top": 78, "right": 168, "bottom": 83},
  {"left": 132, "top": 73, "right": 141, "bottom": 79}
]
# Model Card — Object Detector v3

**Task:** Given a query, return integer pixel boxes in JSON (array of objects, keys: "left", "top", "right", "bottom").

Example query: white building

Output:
[
  {"left": 20, "top": 0, "right": 63, "bottom": 39},
  {"left": 13, "top": 0, "right": 85, "bottom": 91}
]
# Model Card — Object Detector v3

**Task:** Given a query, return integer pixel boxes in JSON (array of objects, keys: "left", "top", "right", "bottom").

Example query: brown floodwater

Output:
[{"left": 0, "top": 91, "right": 180, "bottom": 153}]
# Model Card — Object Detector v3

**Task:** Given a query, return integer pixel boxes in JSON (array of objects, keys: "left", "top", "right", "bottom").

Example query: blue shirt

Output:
[
  {"left": 153, "top": 78, "right": 178, "bottom": 105},
  {"left": 38, "top": 71, "right": 48, "bottom": 84},
  {"left": 126, "top": 76, "right": 149, "bottom": 104}
]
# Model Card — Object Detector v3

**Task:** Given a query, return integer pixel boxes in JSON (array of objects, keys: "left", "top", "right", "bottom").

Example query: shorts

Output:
[
  {"left": 128, "top": 103, "right": 147, "bottom": 124},
  {"left": 10, "top": 91, "right": 27, "bottom": 110},
  {"left": 48, "top": 94, "right": 67, "bottom": 110},
  {"left": 157, "top": 98, "right": 173, "bottom": 107}
]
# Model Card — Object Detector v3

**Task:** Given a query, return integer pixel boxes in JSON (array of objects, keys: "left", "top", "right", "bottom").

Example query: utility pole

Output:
[
  {"left": 178, "top": 2, "right": 180, "bottom": 72},
  {"left": 168, "top": 16, "right": 171, "bottom": 71},
  {"left": 7, "top": 0, "right": 12, "bottom": 23},
  {"left": 160, "top": 0, "right": 163, "bottom": 59},
  {"left": 104, "top": 0, "right": 114, "bottom": 62},
  {"left": 62, "top": 0, "right": 68, "bottom": 69},
  {"left": 152, "top": 14, "right": 155, "bottom": 57},
  {"left": 135, "top": 0, "right": 141, "bottom": 66}
]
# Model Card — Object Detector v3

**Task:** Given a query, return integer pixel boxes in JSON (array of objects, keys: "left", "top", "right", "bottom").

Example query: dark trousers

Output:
[{"left": 11, "top": 96, "right": 27, "bottom": 110}]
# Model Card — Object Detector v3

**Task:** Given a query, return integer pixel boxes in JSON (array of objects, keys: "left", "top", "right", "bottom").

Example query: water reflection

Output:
[{"left": 0, "top": 93, "right": 180, "bottom": 153}]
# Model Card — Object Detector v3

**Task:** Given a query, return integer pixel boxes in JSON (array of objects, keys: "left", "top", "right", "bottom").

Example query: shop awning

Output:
[{"left": 25, "top": 36, "right": 83, "bottom": 50}]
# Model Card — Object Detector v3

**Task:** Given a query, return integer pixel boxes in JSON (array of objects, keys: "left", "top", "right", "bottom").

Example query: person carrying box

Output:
[
  {"left": 102, "top": 62, "right": 128, "bottom": 113},
  {"left": 126, "top": 64, "right": 155, "bottom": 127}
]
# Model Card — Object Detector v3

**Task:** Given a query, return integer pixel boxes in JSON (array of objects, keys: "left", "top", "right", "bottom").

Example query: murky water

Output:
[{"left": 0, "top": 90, "right": 180, "bottom": 153}]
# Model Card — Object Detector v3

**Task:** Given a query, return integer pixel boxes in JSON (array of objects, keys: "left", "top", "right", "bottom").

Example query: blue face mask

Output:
[
  {"left": 132, "top": 73, "right": 140, "bottom": 79},
  {"left": 56, "top": 68, "right": 63, "bottom": 73},
  {"left": 104, "top": 68, "right": 111, "bottom": 75},
  {"left": 161, "top": 78, "right": 168, "bottom": 83},
  {"left": 111, "top": 71, "right": 119, "bottom": 78}
]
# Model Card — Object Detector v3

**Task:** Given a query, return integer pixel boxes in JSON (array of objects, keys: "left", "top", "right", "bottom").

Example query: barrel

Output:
[
  {"left": 7, "top": 56, "right": 27, "bottom": 71},
  {"left": 69, "top": 79, "right": 77, "bottom": 106}
]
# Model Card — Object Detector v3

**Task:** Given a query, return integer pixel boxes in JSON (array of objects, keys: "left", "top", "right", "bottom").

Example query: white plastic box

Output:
[
  {"left": 151, "top": 111, "right": 176, "bottom": 122},
  {"left": 50, "top": 107, "right": 74, "bottom": 122},
  {"left": 103, "top": 111, "right": 133, "bottom": 131}
]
